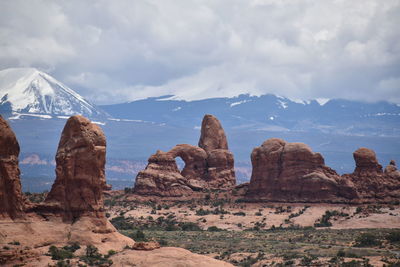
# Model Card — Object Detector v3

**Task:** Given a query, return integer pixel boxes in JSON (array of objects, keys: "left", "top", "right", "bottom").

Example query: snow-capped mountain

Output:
[
  {"left": 0, "top": 68, "right": 108, "bottom": 119},
  {"left": 101, "top": 94, "right": 400, "bottom": 136}
]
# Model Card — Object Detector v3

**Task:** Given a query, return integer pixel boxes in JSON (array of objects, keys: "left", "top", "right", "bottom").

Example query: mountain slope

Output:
[
  {"left": 101, "top": 94, "right": 400, "bottom": 136},
  {"left": 0, "top": 68, "right": 108, "bottom": 119}
]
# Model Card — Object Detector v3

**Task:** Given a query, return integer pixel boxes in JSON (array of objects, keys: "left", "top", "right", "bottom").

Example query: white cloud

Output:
[{"left": 0, "top": 0, "right": 399, "bottom": 104}]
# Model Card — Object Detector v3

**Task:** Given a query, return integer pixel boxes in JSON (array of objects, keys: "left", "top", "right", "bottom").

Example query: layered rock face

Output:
[
  {"left": 134, "top": 114, "right": 235, "bottom": 196},
  {"left": 343, "top": 148, "right": 400, "bottom": 200},
  {"left": 45, "top": 115, "right": 107, "bottom": 221},
  {"left": 246, "top": 138, "right": 358, "bottom": 202},
  {"left": 0, "top": 116, "right": 25, "bottom": 219}
]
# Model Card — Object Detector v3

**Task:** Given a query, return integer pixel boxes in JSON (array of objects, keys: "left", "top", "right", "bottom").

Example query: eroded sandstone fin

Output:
[
  {"left": 0, "top": 115, "right": 25, "bottom": 219},
  {"left": 45, "top": 115, "right": 107, "bottom": 221},
  {"left": 246, "top": 138, "right": 358, "bottom": 202},
  {"left": 134, "top": 114, "right": 236, "bottom": 196}
]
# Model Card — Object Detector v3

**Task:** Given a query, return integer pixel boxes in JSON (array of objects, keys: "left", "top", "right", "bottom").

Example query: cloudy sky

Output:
[{"left": 1, "top": 0, "right": 399, "bottom": 104}]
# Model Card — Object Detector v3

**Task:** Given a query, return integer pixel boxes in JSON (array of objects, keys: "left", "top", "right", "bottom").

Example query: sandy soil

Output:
[{"left": 115, "top": 201, "right": 400, "bottom": 231}]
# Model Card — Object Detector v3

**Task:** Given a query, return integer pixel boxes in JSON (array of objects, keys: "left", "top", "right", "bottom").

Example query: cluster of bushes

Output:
[
  {"left": 47, "top": 243, "right": 114, "bottom": 267},
  {"left": 79, "top": 245, "right": 114, "bottom": 266},
  {"left": 314, "top": 210, "right": 349, "bottom": 227},
  {"left": 195, "top": 207, "right": 229, "bottom": 216},
  {"left": 110, "top": 216, "right": 135, "bottom": 230},
  {"left": 354, "top": 233, "right": 381, "bottom": 247},
  {"left": 288, "top": 206, "right": 310, "bottom": 219},
  {"left": 24, "top": 191, "right": 47, "bottom": 203},
  {"left": 274, "top": 206, "right": 292, "bottom": 214},
  {"left": 352, "top": 231, "right": 400, "bottom": 248}
]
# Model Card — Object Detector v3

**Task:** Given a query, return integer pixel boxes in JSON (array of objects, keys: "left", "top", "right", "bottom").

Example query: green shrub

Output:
[
  {"left": 233, "top": 211, "right": 246, "bottom": 216},
  {"left": 63, "top": 242, "right": 80, "bottom": 253},
  {"left": 196, "top": 208, "right": 211, "bottom": 216},
  {"left": 207, "top": 226, "right": 223, "bottom": 232},
  {"left": 110, "top": 216, "right": 134, "bottom": 230},
  {"left": 386, "top": 230, "right": 400, "bottom": 243},
  {"left": 48, "top": 245, "right": 74, "bottom": 260},
  {"left": 354, "top": 233, "right": 381, "bottom": 247},
  {"left": 128, "top": 230, "right": 147, "bottom": 241},
  {"left": 80, "top": 245, "right": 112, "bottom": 266},
  {"left": 180, "top": 222, "right": 202, "bottom": 231}
]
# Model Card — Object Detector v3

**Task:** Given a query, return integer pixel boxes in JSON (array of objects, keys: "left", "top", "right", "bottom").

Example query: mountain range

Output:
[
  {"left": 101, "top": 94, "right": 400, "bottom": 136},
  {"left": 1, "top": 68, "right": 399, "bottom": 192}
]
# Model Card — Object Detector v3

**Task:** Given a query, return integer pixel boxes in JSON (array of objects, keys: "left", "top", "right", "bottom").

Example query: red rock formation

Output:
[
  {"left": 0, "top": 116, "right": 25, "bottom": 219},
  {"left": 353, "top": 148, "right": 383, "bottom": 175},
  {"left": 134, "top": 114, "right": 236, "bottom": 196},
  {"left": 168, "top": 144, "right": 208, "bottom": 182},
  {"left": 198, "top": 114, "right": 235, "bottom": 188},
  {"left": 44, "top": 115, "right": 107, "bottom": 221},
  {"left": 198, "top": 114, "right": 228, "bottom": 152},
  {"left": 205, "top": 149, "right": 235, "bottom": 188},
  {"left": 134, "top": 150, "right": 193, "bottom": 197},
  {"left": 343, "top": 148, "right": 400, "bottom": 201},
  {"left": 385, "top": 160, "right": 400, "bottom": 179},
  {"left": 246, "top": 138, "right": 358, "bottom": 202}
]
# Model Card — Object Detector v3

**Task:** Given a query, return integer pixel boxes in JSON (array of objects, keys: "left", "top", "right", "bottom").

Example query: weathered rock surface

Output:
[
  {"left": 132, "top": 241, "right": 161, "bottom": 251},
  {"left": 44, "top": 115, "right": 107, "bottom": 221},
  {"left": 205, "top": 148, "right": 235, "bottom": 188},
  {"left": 0, "top": 115, "right": 25, "bottom": 219},
  {"left": 353, "top": 148, "right": 383, "bottom": 175},
  {"left": 198, "top": 114, "right": 228, "bottom": 152},
  {"left": 134, "top": 150, "right": 193, "bottom": 197},
  {"left": 385, "top": 160, "right": 400, "bottom": 179},
  {"left": 246, "top": 138, "right": 358, "bottom": 202},
  {"left": 168, "top": 144, "right": 208, "bottom": 181},
  {"left": 111, "top": 247, "right": 234, "bottom": 267},
  {"left": 343, "top": 148, "right": 400, "bottom": 200},
  {"left": 134, "top": 114, "right": 235, "bottom": 196}
]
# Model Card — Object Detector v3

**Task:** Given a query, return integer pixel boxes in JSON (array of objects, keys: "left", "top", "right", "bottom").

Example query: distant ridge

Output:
[{"left": 101, "top": 94, "right": 400, "bottom": 136}]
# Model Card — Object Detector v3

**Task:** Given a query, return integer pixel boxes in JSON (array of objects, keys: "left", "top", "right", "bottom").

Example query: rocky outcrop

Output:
[
  {"left": 44, "top": 115, "right": 107, "bottom": 221},
  {"left": 198, "top": 114, "right": 228, "bottom": 152},
  {"left": 246, "top": 138, "right": 358, "bottom": 202},
  {"left": 168, "top": 144, "right": 208, "bottom": 182},
  {"left": 343, "top": 148, "right": 400, "bottom": 201},
  {"left": 134, "top": 150, "right": 193, "bottom": 197},
  {"left": 353, "top": 148, "right": 383, "bottom": 175},
  {"left": 205, "top": 148, "right": 235, "bottom": 188},
  {"left": 385, "top": 160, "right": 400, "bottom": 179},
  {"left": 0, "top": 116, "right": 25, "bottom": 219},
  {"left": 134, "top": 114, "right": 235, "bottom": 196}
]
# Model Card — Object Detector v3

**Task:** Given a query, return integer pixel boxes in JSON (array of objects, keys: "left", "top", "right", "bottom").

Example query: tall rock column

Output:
[
  {"left": 198, "top": 114, "right": 236, "bottom": 188},
  {"left": 0, "top": 115, "right": 25, "bottom": 219},
  {"left": 45, "top": 115, "right": 107, "bottom": 221}
]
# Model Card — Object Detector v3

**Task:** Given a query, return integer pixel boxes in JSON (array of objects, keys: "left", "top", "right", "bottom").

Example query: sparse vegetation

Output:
[
  {"left": 314, "top": 210, "right": 348, "bottom": 227},
  {"left": 79, "top": 245, "right": 113, "bottom": 266},
  {"left": 354, "top": 233, "right": 381, "bottom": 247}
]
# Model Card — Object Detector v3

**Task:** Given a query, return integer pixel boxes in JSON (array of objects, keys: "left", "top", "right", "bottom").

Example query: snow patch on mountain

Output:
[
  {"left": 315, "top": 98, "right": 330, "bottom": 106},
  {"left": 230, "top": 100, "right": 251, "bottom": 107},
  {"left": 0, "top": 68, "right": 108, "bottom": 119}
]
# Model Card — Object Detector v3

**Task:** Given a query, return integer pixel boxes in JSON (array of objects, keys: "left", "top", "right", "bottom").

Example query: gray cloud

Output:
[{"left": 0, "top": 0, "right": 399, "bottom": 104}]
